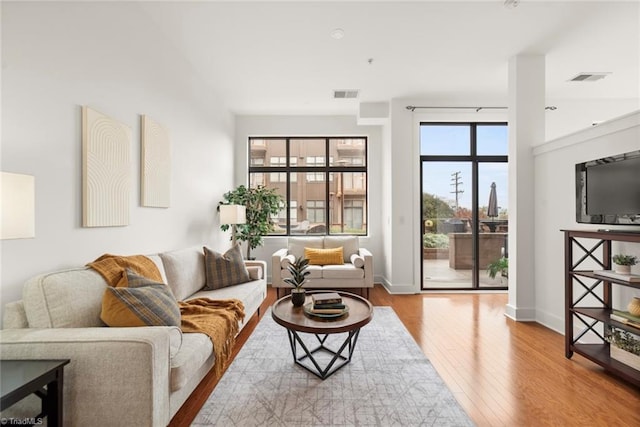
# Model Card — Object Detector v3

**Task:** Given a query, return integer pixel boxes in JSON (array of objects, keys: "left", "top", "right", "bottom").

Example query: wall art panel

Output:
[
  {"left": 82, "top": 106, "right": 131, "bottom": 227},
  {"left": 141, "top": 115, "right": 171, "bottom": 208}
]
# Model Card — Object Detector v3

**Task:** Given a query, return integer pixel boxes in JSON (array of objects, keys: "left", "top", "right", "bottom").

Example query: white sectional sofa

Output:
[
  {"left": 271, "top": 236, "right": 373, "bottom": 298},
  {"left": 0, "top": 246, "right": 267, "bottom": 427}
]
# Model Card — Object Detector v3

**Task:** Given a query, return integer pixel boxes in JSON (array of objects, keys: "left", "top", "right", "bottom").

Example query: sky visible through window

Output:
[{"left": 421, "top": 125, "right": 508, "bottom": 212}]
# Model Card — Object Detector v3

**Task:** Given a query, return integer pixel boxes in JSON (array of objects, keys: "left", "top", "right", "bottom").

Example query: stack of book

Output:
[
  {"left": 310, "top": 292, "right": 346, "bottom": 314},
  {"left": 611, "top": 309, "right": 640, "bottom": 330}
]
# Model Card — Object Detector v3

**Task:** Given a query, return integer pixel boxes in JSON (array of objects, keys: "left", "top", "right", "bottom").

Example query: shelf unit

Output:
[{"left": 563, "top": 229, "right": 640, "bottom": 387}]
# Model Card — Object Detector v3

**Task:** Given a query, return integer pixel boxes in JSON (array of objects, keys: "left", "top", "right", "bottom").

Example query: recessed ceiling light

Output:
[
  {"left": 330, "top": 28, "right": 344, "bottom": 40},
  {"left": 504, "top": 0, "right": 519, "bottom": 8}
]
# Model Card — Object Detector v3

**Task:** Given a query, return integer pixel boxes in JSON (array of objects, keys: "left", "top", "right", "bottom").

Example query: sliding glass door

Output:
[{"left": 420, "top": 123, "right": 508, "bottom": 290}]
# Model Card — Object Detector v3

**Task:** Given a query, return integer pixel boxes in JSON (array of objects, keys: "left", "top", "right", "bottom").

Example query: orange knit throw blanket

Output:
[
  {"left": 88, "top": 254, "right": 246, "bottom": 376},
  {"left": 179, "top": 298, "right": 245, "bottom": 377},
  {"left": 88, "top": 254, "right": 163, "bottom": 284}
]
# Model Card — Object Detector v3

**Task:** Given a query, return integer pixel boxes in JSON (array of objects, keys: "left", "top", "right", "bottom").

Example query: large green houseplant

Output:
[{"left": 219, "top": 185, "right": 284, "bottom": 259}]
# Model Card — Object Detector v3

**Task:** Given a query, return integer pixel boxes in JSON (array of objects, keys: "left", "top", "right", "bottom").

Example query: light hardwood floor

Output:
[{"left": 170, "top": 285, "right": 640, "bottom": 427}]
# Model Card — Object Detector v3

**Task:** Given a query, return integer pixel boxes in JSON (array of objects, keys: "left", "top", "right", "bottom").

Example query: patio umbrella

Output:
[{"left": 487, "top": 182, "right": 499, "bottom": 218}]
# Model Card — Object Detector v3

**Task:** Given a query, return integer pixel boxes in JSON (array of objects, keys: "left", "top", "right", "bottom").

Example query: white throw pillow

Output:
[{"left": 350, "top": 253, "right": 365, "bottom": 268}]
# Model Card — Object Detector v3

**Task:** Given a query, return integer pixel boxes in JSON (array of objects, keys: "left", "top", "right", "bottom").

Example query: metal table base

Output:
[{"left": 286, "top": 329, "right": 361, "bottom": 379}]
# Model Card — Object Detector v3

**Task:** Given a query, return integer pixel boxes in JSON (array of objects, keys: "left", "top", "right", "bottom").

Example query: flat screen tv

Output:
[{"left": 576, "top": 150, "right": 640, "bottom": 225}]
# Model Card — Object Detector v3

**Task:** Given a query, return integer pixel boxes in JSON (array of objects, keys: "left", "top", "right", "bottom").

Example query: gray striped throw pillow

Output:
[{"left": 203, "top": 244, "right": 251, "bottom": 290}]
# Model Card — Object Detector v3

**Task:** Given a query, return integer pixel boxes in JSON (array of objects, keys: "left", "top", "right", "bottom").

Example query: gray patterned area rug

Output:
[{"left": 192, "top": 307, "right": 474, "bottom": 427}]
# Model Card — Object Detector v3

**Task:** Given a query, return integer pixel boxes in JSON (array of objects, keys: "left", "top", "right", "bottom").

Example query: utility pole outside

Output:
[{"left": 450, "top": 171, "right": 464, "bottom": 211}]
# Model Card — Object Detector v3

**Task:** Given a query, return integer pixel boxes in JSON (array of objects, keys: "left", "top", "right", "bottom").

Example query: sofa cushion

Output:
[
  {"left": 159, "top": 247, "right": 206, "bottom": 301},
  {"left": 203, "top": 245, "right": 251, "bottom": 290},
  {"left": 170, "top": 332, "right": 213, "bottom": 392},
  {"left": 322, "top": 264, "right": 365, "bottom": 279},
  {"left": 305, "top": 247, "right": 344, "bottom": 265},
  {"left": 23, "top": 267, "right": 108, "bottom": 328},
  {"left": 101, "top": 270, "right": 181, "bottom": 327},
  {"left": 167, "top": 326, "right": 184, "bottom": 359},
  {"left": 146, "top": 254, "right": 169, "bottom": 284},
  {"left": 281, "top": 264, "right": 323, "bottom": 280},
  {"left": 288, "top": 237, "right": 323, "bottom": 260},
  {"left": 324, "top": 236, "right": 359, "bottom": 262}
]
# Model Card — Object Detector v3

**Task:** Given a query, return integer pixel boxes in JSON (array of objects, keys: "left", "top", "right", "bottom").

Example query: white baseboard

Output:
[
  {"left": 534, "top": 308, "right": 564, "bottom": 334},
  {"left": 378, "top": 276, "right": 418, "bottom": 294},
  {"left": 505, "top": 304, "right": 536, "bottom": 321}
]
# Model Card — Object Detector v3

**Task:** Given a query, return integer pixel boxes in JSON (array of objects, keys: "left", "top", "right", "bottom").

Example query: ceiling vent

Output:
[
  {"left": 569, "top": 72, "right": 611, "bottom": 82},
  {"left": 333, "top": 90, "right": 359, "bottom": 99}
]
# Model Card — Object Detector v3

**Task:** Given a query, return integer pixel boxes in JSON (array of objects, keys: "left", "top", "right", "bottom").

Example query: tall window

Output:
[
  {"left": 420, "top": 122, "right": 508, "bottom": 290},
  {"left": 249, "top": 137, "right": 368, "bottom": 235}
]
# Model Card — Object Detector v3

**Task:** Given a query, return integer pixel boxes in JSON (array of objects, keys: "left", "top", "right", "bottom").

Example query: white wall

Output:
[
  {"left": 546, "top": 98, "right": 640, "bottom": 141},
  {"left": 234, "top": 115, "right": 384, "bottom": 282},
  {"left": 1, "top": 3, "right": 235, "bottom": 322},
  {"left": 533, "top": 111, "right": 640, "bottom": 333}
]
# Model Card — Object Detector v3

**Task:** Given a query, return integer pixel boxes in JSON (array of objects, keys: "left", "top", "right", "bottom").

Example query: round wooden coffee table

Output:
[{"left": 271, "top": 290, "right": 373, "bottom": 379}]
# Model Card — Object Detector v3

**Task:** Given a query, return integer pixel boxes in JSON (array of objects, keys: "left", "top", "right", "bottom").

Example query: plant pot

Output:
[
  {"left": 628, "top": 297, "right": 640, "bottom": 317},
  {"left": 614, "top": 264, "right": 631, "bottom": 275},
  {"left": 291, "top": 289, "right": 306, "bottom": 307}
]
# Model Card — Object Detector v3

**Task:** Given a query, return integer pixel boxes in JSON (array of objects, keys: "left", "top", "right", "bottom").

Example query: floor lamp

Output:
[
  {"left": 219, "top": 204, "right": 246, "bottom": 246},
  {"left": 1, "top": 172, "right": 35, "bottom": 239}
]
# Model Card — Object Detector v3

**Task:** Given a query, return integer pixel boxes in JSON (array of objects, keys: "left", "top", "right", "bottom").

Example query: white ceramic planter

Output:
[{"left": 614, "top": 264, "right": 631, "bottom": 275}]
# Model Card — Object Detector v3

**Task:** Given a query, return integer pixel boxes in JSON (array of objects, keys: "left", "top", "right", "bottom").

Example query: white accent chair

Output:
[{"left": 272, "top": 236, "right": 373, "bottom": 298}]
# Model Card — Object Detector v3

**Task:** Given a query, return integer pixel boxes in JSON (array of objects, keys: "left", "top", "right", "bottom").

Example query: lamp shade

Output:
[
  {"left": 1, "top": 172, "right": 35, "bottom": 239},
  {"left": 220, "top": 204, "right": 246, "bottom": 225}
]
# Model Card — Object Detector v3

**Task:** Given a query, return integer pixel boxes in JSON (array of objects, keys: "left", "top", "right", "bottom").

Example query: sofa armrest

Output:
[
  {"left": 3, "top": 300, "right": 28, "bottom": 329},
  {"left": 244, "top": 259, "right": 267, "bottom": 280},
  {"left": 271, "top": 248, "right": 288, "bottom": 287},
  {"left": 0, "top": 326, "right": 174, "bottom": 427},
  {"left": 359, "top": 248, "right": 374, "bottom": 288}
]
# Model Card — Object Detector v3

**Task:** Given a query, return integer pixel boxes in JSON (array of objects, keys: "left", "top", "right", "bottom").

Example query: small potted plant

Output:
[
  {"left": 283, "top": 256, "right": 310, "bottom": 307},
  {"left": 487, "top": 257, "right": 508, "bottom": 283},
  {"left": 612, "top": 254, "right": 637, "bottom": 275}
]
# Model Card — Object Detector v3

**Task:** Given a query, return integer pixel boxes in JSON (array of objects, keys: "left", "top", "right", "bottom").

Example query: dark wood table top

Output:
[
  {"left": 271, "top": 290, "right": 373, "bottom": 334},
  {"left": 1, "top": 359, "right": 70, "bottom": 410}
]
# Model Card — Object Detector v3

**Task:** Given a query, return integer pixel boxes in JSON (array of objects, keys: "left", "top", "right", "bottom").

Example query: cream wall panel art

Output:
[
  {"left": 141, "top": 115, "right": 171, "bottom": 208},
  {"left": 82, "top": 106, "right": 132, "bottom": 227}
]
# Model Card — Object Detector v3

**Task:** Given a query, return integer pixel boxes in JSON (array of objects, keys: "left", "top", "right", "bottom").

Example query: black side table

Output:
[{"left": 1, "top": 359, "right": 70, "bottom": 427}]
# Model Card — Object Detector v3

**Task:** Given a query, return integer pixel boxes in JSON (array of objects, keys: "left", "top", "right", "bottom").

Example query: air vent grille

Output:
[
  {"left": 333, "top": 90, "right": 359, "bottom": 99},
  {"left": 569, "top": 72, "right": 611, "bottom": 82}
]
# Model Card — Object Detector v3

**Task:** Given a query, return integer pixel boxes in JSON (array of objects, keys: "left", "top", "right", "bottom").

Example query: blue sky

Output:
[{"left": 420, "top": 125, "right": 508, "bottom": 210}]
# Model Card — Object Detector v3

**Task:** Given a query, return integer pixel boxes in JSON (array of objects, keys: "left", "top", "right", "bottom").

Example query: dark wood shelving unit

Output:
[{"left": 563, "top": 229, "right": 640, "bottom": 387}]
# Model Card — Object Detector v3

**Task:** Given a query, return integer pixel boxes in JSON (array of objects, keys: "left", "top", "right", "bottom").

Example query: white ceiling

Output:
[{"left": 138, "top": 0, "right": 640, "bottom": 115}]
